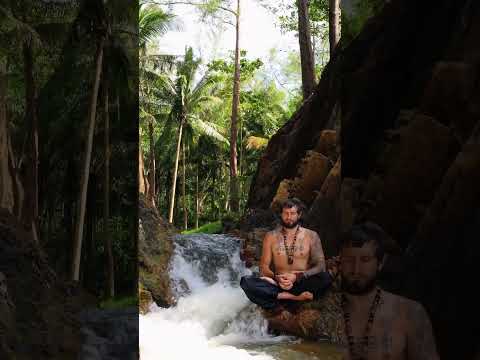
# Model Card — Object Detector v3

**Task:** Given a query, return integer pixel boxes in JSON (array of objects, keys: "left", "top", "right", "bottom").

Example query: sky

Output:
[{"left": 157, "top": 0, "right": 298, "bottom": 64}]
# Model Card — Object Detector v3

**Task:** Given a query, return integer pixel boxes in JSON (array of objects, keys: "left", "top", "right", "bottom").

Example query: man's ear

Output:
[{"left": 378, "top": 255, "right": 386, "bottom": 272}]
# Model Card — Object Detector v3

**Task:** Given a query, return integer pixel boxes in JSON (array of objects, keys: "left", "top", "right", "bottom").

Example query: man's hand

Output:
[{"left": 276, "top": 273, "right": 296, "bottom": 290}]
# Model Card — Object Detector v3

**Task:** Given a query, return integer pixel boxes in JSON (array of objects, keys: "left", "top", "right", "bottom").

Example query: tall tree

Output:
[
  {"left": 103, "top": 76, "right": 114, "bottom": 298},
  {"left": 182, "top": 140, "right": 188, "bottom": 230},
  {"left": 329, "top": 0, "right": 341, "bottom": 55},
  {"left": 71, "top": 35, "right": 105, "bottom": 281},
  {"left": 229, "top": 0, "right": 241, "bottom": 212},
  {"left": 297, "top": 0, "right": 316, "bottom": 99},
  {"left": 0, "top": 58, "right": 15, "bottom": 213},
  {"left": 161, "top": 48, "right": 226, "bottom": 224}
]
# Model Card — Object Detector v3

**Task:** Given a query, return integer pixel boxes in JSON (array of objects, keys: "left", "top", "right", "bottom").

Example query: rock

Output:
[
  {"left": 265, "top": 290, "right": 343, "bottom": 343},
  {"left": 403, "top": 140, "right": 480, "bottom": 359},
  {"left": 338, "top": 178, "right": 365, "bottom": 231},
  {"left": 77, "top": 308, "right": 138, "bottom": 360},
  {"left": 420, "top": 62, "right": 478, "bottom": 142},
  {"left": 138, "top": 283, "right": 153, "bottom": 315},
  {"left": 291, "top": 151, "right": 332, "bottom": 205},
  {"left": 313, "top": 130, "right": 339, "bottom": 162},
  {"left": 270, "top": 179, "right": 294, "bottom": 213},
  {"left": 361, "top": 114, "right": 460, "bottom": 248},
  {"left": 138, "top": 194, "right": 175, "bottom": 308},
  {"left": 304, "top": 157, "right": 342, "bottom": 256}
]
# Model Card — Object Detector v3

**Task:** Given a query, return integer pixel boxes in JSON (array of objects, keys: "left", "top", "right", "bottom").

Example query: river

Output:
[{"left": 139, "top": 233, "right": 343, "bottom": 360}]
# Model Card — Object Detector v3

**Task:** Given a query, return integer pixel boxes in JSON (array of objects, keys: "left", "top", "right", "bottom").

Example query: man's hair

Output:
[
  {"left": 281, "top": 198, "right": 305, "bottom": 214},
  {"left": 339, "top": 222, "right": 387, "bottom": 262}
]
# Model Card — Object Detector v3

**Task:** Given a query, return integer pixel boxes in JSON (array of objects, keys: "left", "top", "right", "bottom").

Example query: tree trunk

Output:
[
  {"left": 103, "top": 78, "right": 114, "bottom": 298},
  {"left": 329, "top": 0, "right": 341, "bottom": 56},
  {"left": 139, "top": 147, "right": 149, "bottom": 195},
  {"left": 182, "top": 138, "right": 187, "bottom": 230},
  {"left": 229, "top": 0, "right": 241, "bottom": 213},
  {"left": 148, "top": 121, "right": 156, "bottom": 206},
  {"left": 71, "top": 37, "right": 105, "bottom": 282},
  {"left": 297, "top": 0, "right": 316, "bottom": 100},
  {"left": 195, "top": 164, "right": 199, "bottom": 229},
  {"left": 0, "top": 58, "right": 15, "bottom": 213},
  {"left": 22, "top": 42, "right": 39, "bottom": 243},
  {"left": 168, "top": 118, "right": 184, "bottom": 224}
]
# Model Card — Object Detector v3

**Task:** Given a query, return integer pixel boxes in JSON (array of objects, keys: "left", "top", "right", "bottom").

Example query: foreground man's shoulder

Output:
[
  {"left": 303, "top": 227, "right": 319, "bottom": 238},
  {"left": 383, "top": 291, "right": 427, "bottom": 320}
]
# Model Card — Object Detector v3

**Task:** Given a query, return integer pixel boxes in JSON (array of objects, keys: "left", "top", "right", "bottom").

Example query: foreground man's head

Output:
[{"left": 339, "top": 222, "right": 387, "bottom": 295}]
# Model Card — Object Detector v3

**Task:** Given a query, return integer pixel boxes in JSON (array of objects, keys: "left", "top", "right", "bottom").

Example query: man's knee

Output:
[{"left": 240, "top": 275, "right": 253, "bottom": 292}]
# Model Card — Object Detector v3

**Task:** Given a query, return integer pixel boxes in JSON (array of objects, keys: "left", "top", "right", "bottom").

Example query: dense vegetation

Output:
[
  {"left": 140, "top": 0, "right": 381, "bottom": 230},
  {"left": 1, "top": 0, "right": 138, "bottom": 299}
]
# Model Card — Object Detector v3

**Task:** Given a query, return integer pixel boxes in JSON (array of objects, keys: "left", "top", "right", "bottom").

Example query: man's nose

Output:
[{"left": 352, "top": 259, "right": 361, "bottom": 275}]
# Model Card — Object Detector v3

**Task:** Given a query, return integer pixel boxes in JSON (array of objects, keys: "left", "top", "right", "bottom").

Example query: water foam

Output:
[{"left": 139, "top": 234, "right": 290, "bottom": 360}]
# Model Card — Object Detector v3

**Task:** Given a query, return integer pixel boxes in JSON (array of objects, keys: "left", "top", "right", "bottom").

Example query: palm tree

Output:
[
  {"left": 155, "top": 48, "right": 227, "bottom": 224},
  {"left": 139, "top": 3, "right": 178, "bottom": 206},
  {"left": 139, "top": 4, "right": 175, "bottom": 54}
]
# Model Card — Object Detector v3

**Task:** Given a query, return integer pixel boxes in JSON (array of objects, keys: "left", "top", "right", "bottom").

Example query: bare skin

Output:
[
  {"left": 338, "top": 289, "right": 439, "bottom": 360},
  {"left": 338, "top": 242, "right": 439, "bottom": 360},
  {"left": 259, "top": 206, "right": 326, "bottom": 303}
]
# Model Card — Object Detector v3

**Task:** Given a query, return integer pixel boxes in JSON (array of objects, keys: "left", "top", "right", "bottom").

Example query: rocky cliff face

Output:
[
  {"left": 247, "top": 0, "right": 480, "bottom": 358},
  {"left": 138, "top": 195, "right": 175, "bottom": 312}
]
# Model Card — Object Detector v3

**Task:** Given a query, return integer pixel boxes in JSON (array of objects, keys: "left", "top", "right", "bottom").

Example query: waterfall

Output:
[{"left": 139, "top": 233, "right": 293, "bottom": 360}]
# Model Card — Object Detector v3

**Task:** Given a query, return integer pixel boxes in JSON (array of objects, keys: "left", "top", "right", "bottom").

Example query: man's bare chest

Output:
[
  {"left": 272, "top": 233, "right": 310, "bottom": 259},
  {"left": 339, "top": 312, "right": 407, "bottom": 360}
]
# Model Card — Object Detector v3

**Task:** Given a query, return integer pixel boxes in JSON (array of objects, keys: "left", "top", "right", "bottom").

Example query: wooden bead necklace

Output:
[
  {"left": 281, "top": 225, "right": 300, "bottom": 265},
  {"left": 341, "top": 288, "right": 382, "bottom": 360}
]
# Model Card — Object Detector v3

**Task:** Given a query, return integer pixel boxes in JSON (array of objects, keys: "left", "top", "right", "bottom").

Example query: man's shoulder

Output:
[
  {"left": 381, "top": 290, "right": 425, "bottom": 314},
  {"left": 263, "top": 229, "right": 279, "bottom": 241},
  {"left": 302, "top": 227, "right": 320, "bottom": 239}
]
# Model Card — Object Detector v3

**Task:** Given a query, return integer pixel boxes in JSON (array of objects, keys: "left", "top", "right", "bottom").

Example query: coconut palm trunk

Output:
[
  {"left": 71, "top": 37, "right": 105, "bottom": 281},
  {"left": 229, "top": 0, "right": 241, "bottom": 213},
  {"left": 148, "top": 120, "right": 156, "bottom": 206},
  {"left": 195, "top": 164, "right": 199, "bottom": 229},
  {"left": 168, "top": 117, "right": 184, "bottom": 224},
  {"left": 182, "top": 139, "right": 188, "bottom": 230}
]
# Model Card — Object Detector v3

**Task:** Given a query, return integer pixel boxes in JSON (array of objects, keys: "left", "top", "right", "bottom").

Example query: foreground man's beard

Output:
[
  {"left": 341, "top": 273, "right": 378, "bottom": 295},
  {"left": 281, "top": 219, "right": 299, "bottom": 229}
]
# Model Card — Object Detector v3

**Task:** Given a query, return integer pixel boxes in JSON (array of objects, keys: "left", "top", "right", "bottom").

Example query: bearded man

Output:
[
  {"left": 240, "top": 198, "right": 332, "bottom": 317},
  {"left": 337, "top": 222, "right": 440, "bottom": 360}
]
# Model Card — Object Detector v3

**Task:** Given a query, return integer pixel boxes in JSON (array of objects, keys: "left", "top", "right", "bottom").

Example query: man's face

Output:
[
  {"left": 281, "top": 206, "right": 301, "bottom": 229},
  {"left": 340, "top": 240, "right": 382, "bottom": 295}
]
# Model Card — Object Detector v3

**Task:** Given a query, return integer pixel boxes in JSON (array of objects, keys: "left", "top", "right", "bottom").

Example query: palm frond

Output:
[
  {"left": 139, "top": 5, "right": 176, "bottom": 49},
  {"left": 190, "top": 116, "right": 229, "bottom": 145}
]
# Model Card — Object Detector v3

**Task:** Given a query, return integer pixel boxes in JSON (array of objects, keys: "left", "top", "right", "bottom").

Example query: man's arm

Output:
[
  {"left": 304, "top": 232, "right": 326, "bottom": 277},
  {"left": 259, "top": 232, "right": 275, "bottom": 278},
  {"left": 406, "top": 302, "right": 440, "bottom": 360}
]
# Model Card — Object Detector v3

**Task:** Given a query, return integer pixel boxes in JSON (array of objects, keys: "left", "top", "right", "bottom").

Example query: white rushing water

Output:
[{"left": 139, "top": 234, "right": 294, "bottom": 360}]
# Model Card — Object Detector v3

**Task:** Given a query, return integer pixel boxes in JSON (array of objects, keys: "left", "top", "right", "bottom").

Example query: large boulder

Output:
[{"left": 138, "top": 195, "right": 175, "bottom": 309}]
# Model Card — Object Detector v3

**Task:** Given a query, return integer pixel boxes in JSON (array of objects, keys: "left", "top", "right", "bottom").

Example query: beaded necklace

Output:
[
  {"left": 341, "top": 288, "right": 382, "bottom": 360},
  {"left": 281, "top": 225, "right": 300, "bottom": 265}
]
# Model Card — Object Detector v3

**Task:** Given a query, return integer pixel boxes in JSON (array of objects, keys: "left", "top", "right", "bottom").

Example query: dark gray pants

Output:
[{"left": 240, "top": 272, "right": 332, "bottom": 310}]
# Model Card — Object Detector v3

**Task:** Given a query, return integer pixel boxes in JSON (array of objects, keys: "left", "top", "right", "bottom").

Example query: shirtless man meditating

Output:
[{"left": 240, "top": 198, "right": 332, "bottom": 316}]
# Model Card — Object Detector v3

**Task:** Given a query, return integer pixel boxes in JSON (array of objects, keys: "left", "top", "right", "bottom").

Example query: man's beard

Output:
[
  {"left": 281, "top": 219, "right": 299, "bottom": 229},
  {"left": 341, "top": 273, "right": 378, "bottom": 295}
]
